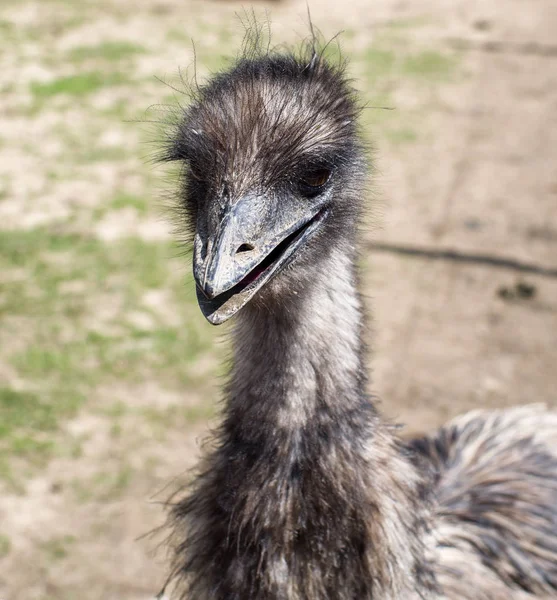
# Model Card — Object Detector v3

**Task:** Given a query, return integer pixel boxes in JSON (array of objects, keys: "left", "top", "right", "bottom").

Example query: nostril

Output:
[{"left": 236, "top": 243, "right": 255, "bottom": 254}]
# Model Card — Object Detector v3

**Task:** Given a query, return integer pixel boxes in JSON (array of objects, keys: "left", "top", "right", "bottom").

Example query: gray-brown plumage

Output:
[{"left": 158, "top": 32, "right": 557, "bottom": 600}]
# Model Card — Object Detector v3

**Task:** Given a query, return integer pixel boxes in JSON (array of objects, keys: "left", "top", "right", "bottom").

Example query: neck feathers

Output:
[
  {"left": 229, "top": 249, "right": 366, "bottom": 432},
  {"left": 166, "top": 248, "right": 434, "bottom": 600}
]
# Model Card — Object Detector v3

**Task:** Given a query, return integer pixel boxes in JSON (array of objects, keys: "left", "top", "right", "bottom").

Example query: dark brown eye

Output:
[
  {"left": 301, "top": 169, "right": 331, "bottom": 188},
  {"left": 299, "top": 169, "right": 331, "bottom": 197}
]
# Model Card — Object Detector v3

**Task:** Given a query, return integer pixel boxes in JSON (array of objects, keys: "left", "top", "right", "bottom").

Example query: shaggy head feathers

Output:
[{"left": 162, "top": 36, "right": 367, "bottom": 246}]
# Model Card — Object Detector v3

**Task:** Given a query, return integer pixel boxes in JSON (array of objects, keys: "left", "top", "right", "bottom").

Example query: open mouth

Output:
[{"left": 197, "top": 207, "right": 328, "bottom": 324}]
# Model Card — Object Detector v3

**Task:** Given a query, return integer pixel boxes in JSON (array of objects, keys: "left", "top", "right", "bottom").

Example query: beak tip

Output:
[
  {"left": 195, "top": 285, "right": 220, "bottom": 324},
  {"left": 195, "top": 283, "right": 241, "bottom": 326},
  {"left": 197, "top": 285, "right": 213, "bottom": 300},
  {"left": 194, "top": 274, "right": 216, "bottom": 301}
]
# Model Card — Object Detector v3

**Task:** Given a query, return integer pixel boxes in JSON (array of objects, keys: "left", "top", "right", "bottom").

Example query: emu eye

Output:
[{"left": 299, "top": 169, "right": 331, "bottom": 195}]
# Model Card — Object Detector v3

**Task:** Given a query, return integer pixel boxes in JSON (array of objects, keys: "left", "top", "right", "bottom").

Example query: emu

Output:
[{"left": 158, "top": 35, "right": 557, "bottom": 600}]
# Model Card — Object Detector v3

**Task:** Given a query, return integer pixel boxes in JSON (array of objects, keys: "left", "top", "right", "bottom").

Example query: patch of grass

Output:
[
  {"left": 30, "top": 71, "right": 131, "bottom": 99},
  {"left": 10, "top": 330, "right": 204, "bottom": 385},
  {"left": 13, "top": 347, "right": 75, "bottom": 379},
  {"left": 0, "top": 81, "right": 14, "bottom": 95},
  {"left": 363, "top": 47, "right": 397, "bottom": 77},
  {"left": 0, "top": 18, "right": 21, "bottom": 43},
  {"left": 0, "top": 227, "right": 215, "bottom": 481},
  {"left": 380, "top": 16, "right": 431, "bottom": 30},
  {"left": 402, "top": 51, "right": 457, "bottom": 78},
  {"left": 363, "top": 45, "right": 457, "bottom": 82},
  {"left": 0, "top": 388, "right": 60, "bottom": 435},
  {"left": 0, "top": 229, "right": 175, "bottom": 316},
  {"left": 358, "top": 41, "right": 461, "bottom": 144},
  {"left": 0, "top": 19, "right": 14, "bottom": 33},
  {"left": 98, "top": 401, "right": 128, "bottom": 419},
  {"left": 98, "top": 98, "right": 131, "bottom": 119},
  {"left": 0, "top": 387, "right": 84, "bottom": 479},
  {"left": 342, "top": 28, "right": 356, "bottom": 41},
  {"left": 41, "top": 535, "right": 76, "bottom": 561},
  {"left": 167, "top": 28, "right": 190, "bottom": 43},
  {"left": 166, "top": 21, "right": 239, "bottom": 74},
  {"left": 218, "top": 27, "right": 233, "bottom": 45},
  {"left": 140, "top": 401, "right": 215, "bottom": 432},
  {"left": 0, "top": 534, "right": 11, "bottom": 558},
  {"left": 71, "top": 466, "right": 133, "bottom": 502},
  {"left": 47, "top": 121, "right": 131, "bottom": 164},
  {"left": 77, "top": 145, "right": 129, "bottom": 164},
  {"left": 359, "top": 92, "right": 397, "bottom": 133},
  {"left": 68, "top": 41, "right": 146, "bottom": 63},
  {"left": 152, "top": 326, "right": 208, "bottom": 363},
  {"left": 99, "top": 466, "right": 133, "bottom": 499},
  {"left": 0, "top": 457, "right": 17, "bottom": 489},
  {"left": 109, "top": 422, "right": 122, "bottom": 438},
  {"left": 123, "top": 237, "right": 171, "bottom": 289},
  {"left": 109, "top": 192, "right": 149, "bottom": 215},
  {"left": 384, "top": 127, "right": 418, "bottom": 144},
  {"left": 0, "top": 229, "right": 80, "bottom": 267},
  {"left": 203, "top": 52, "right": 233, "bottom": 75},
  {"left": 11, "top": 436, "right": 56, "bottom": 460}
]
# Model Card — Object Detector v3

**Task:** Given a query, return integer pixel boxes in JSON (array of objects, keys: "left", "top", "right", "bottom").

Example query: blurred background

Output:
[{"left": 0, "top": 0, "right": 556, "bottom": 598}]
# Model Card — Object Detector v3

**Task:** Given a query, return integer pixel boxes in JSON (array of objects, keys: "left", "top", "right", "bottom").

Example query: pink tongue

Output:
[{"left": 243, "top": 264, "right": 266, "bottom": 286}]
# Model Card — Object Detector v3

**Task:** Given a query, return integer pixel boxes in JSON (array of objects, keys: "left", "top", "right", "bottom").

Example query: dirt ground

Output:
[{"left": 0, "top": 0, "right": 556, "bottom": 599}]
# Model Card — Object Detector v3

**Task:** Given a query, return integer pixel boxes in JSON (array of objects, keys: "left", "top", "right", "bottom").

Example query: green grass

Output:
[
  {"left": 0, "top": 534, "right": 10, "bottom": 558},
  {"left": 358, "top": 41, "right": 460, "bottom": 144},
  {"left": 0, "top": 229, "right": 173, "bottom": 312},
  {"left": 363, "top": 48, "right": 397, "bottom": 77},
  {"left": 384, "top": 127, "right": 418, "bottom": 144},
  {"left": 167, "top": 28, "right": 191, "bottom": 43},
  {"left": 9, "top": 320, "right": 209, "bottom": 385},
  {"left": 0, "top": 18, "right": 27, "bottom": 44},
  {"left": 402, "top": 50, "right": 457, "bottom": 78},
  {"left": 71, "top": 466, "right": 133, "bottom": 502},
  {"left": 77, "top": 145, "right": 130, "bottom": 163},
  {"left": 0, "top": 388, "right": 69, "bottom": 433},
  {"left": 68, "top": 41, "right": 146, "bottom": 63},
  {"left": 30, "top": 71, "right": 131, "bottom": 99},
  {"left": 109, "top": 192, "right": 149, "bottom": 215},
  {"left": 363, "top": 44, "right": 457, "bottom": 81},
  {"left": 0, "top": 386, "right": 83, "bottom": 486},
  {"left": 140, "top": 401, "right": 216, "bottom": 430},
  {"left": 41, "top": 535, "right": 76, "bottom": 561},
  {"left": 0, "top": 20, "right": 14, "bottom": 34},
  {"left": 45, "top": 122, "right": 132, "bottom": 165},
  {"left": 380, "top": 16, "right": 431, "bottom": 29},
  {"left": 0, "top": 227, "right": 214, "bottom": 485},
  {"left": 13, "top": 347, "right": 76, "bottom": 379},
  {"left": 0, "top": 228, "right": 79, "bottom": 264}
]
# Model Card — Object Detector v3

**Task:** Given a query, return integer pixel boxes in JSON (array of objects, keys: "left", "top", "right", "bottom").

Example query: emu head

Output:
[{"left": 166, "top": 47, "right": 366, "bottom": 324}]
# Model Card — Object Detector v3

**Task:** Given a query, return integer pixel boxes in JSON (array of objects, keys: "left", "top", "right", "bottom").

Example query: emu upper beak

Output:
[{"left": 193, "top": 194, "right": 327, "bottom": 325}]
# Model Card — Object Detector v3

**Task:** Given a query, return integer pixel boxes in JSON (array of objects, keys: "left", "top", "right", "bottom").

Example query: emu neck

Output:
[
  {"left": 229, "top": 248, "right": 369, "bottom": 436},
  {"left": 173, "top": 248, "right": 432, "bottom": 600}
]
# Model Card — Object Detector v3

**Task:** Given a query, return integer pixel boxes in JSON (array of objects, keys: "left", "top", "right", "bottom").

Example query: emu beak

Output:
[{"left": 193, "top": 194, "right": 328, "bottom": 325}]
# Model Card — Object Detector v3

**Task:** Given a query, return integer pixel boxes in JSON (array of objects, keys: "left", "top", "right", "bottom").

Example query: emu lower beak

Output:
[{"left": 194, "top": 196, "right": 327, "bottom": 325}]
